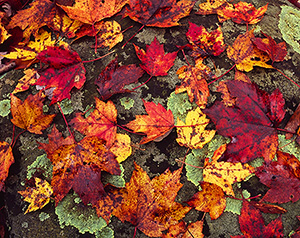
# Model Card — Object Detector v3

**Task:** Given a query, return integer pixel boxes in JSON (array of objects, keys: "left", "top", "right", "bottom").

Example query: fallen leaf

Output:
[
  {"left": 18, "top": 178, "right": 53, "bottom": 214},
  {"left": 221, "top": 2, "right": 268, "bottom": 25},
  {"left": 202, "top": 144, "right": 255, "bottom": 196},
  {"left": 10, "top": 91, "right": 56, "bottom": 134},
  {"left": 95, "top": 21, "right": 124, "bottom": 49},
  {"left": 12, "top": 69, "right": 37, "bottom": 94},
  {"left": 38, "top": 124, "right": 74, "bottom": 161},
  {"left": 186, "top": 23, "right": 226, "bottom": 58},
  {"left": 134, "top": 37, "right": 177, "bottom": 76},
  {"left": 7, "top": 0, "right": 56, "bottom": 40},
  {"left": 51, "top": 136, "right": 120, "bottom": 205},
  {"left": 0, "top": 141, "right": 14, "bottom": 191},
  {"left": 113, "top": 162, "right": 191, "bottom": 237},
  {"left": 110, "top": 133, "right": 132, "bottom": 163},
  {"left": 175, "top": 59, "right": 210, "bottom": 108},
  {"left": 125, "top": 100, "right": 175, "bottom": 144},
  {"left": 70, "top": 98, "right": 117, "bottom": 148},
  {"left": 0, "top": 21, "right": 10, "bottom": 44},
  {"left": 124, "top": 0, "right": 195, "bottom": 27},
  {"left": 163, "top": 220, "right": 204, "bottom": 238},
  {"left": 249, "top": 201, "right": 287, "bottom": 214},
  {"left": 252, "top": 31, "right": 287, "bottom": 63},
  {"left": 95, "top": 57, "right": 144, "bottom": 100},
  {"left": 285, "top": 103, "right": 300, "bottom": 143},
  {"left": 256, "top": 151, "right": 300, "bottom": 203},
  {"left": 58, "top": 0, "right": 127, "bottom": 25},
  {"left": 227, "top": 30, "right": 273, "bottom": 72},
  {"left": 196, "top": 0, "right": 232, "bottom": 23},
  {"left": 187, "top": 182, "right": 226, "bottom": 220},
  {"left": 35, "top": 46, "right": 86, "bottom": 105},
  {"left": 231, "top": 201, "right": 283, "bottom": 238},
  {"left": 176, "top": 107, "right": 215, "bottom": 149},
  {"left": 203, "top": 80, "right": 285, "bottom": 163}
]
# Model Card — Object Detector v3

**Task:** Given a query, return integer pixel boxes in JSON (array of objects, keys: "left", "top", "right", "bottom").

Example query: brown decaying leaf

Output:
[
  {"left": 70, "top": 98, "right": 117, "bottom": 148},
  {"left": 125, "top": 100, "right": 174, "bottom": 144},
  {"left": 0, "top": 141, "right": 14, "bottom": 191},
  {"left": 10, "top": 91, "right": 56, "bottom": 134},
  {"left": 50, "top": 136, "right": 120, "bottom": 205},
  {"left": 113, "top": 162, "right": 191, "bottom": 237}
]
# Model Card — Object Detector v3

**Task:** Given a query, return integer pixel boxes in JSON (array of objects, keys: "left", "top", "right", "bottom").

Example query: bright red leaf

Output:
[
  {"left": 95, "top": 58, "right": 144, "bottom": 100},
  {"left": 256, "top": 151, "right": 300, "bottom": 204},
  {"left": 134, "top": 37, "right": 177, "bottom": 76},
  {"left": 252, "top": 31, "right": 287, "bottom": 63},
  {"left": 231, "top": 201, "right": 283, "bottom": 238},
  {"left": 35, "top": 46, "right": 86, "bottom": 105},
  {"left": 203, "top": 80, "right": 285, "bottom": 163}
]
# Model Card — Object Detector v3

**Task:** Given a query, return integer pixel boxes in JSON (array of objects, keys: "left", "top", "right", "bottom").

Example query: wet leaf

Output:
[{"left": 10, "top": 91, "right": 56, "bottom": 134}]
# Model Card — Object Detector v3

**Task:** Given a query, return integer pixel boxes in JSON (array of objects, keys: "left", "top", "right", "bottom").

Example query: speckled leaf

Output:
[
  {"left": 203, "top": 144, "right": 255, "bottom": 196},
  {"left": 113, "top": 163, "right": 191, "bottom": 237},
  {"left": 51, "top": 136, "right": 120, "bottom": 205},
  {"left": 227, "top": 30, "right": 273, "bottom": 72},
  {"left": 12, "top": 69, "right": 37, "bottom": 94},
  {"left": 0, "top": 141, "right": 14, "bottom": 191},
  {"left": 163, "top": 220, "right": 204, "bottom": 238},
  {"left": 196, "top": 0, "right": 232, "bottom": 23},
  {"left": 95, "top": 21, "right": 124, "bottom": 49},
  {"left": 19, "top": 178, "right": 53, "bottom": 214},
  {"left": 203, "top": 80, "right": 285, "bottom": 163},
  {"left": 126, "top": 100, "right": 175, "bottom": 144},
  {"left": 231, "top": 201, "right": 283, "bottom": 238},
  {"left": 134, "top": 37, "right": 177, "bottom": 76},
  {"left": 176, "top": 107, "right": 215, "bottom": 149},
  {"left": 10, "top": 91, "right": 56, "bottom": 134},
  {"left": 187, "top": 182, "right": 226, "bottom": 220},
  {"left": 70, "top": 98, "right": 117, "bottom": 148}
]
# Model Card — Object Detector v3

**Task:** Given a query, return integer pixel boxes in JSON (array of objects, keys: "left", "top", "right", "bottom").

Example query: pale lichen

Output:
[
  {"left": 59, "top": 98, "right": 74, "bottom": 115},
  {"left": 27, "top": 154, "right": 53, "bottom": 180},
  {"left": 0, "top": 99, "right": 10, "bottom": 117},
  {"left": 39, "top": 212, "right": 50, "bottom": 221},
  {"left": 120, "top": 97, "right": 134, "bottom": 110}
]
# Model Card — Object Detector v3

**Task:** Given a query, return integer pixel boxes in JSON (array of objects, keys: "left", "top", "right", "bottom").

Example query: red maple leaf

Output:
[
  {"left": 35, "top": 46, "right": 86, "bottom": 105},
  {"left": 203, "top": 80, "right": 285, "bottom": 163},
  {"left": 252, "top": 31, "right": 287, "bottom": 63},
  {"left": 231, "top": 201, "right": 283, "bottom": 238},
  {"left": 134, "top": 37, "right": 177, "bottom": 76},
  {"left": 123, "top": 0, "right": 195, "bottom": 27},
  {"left": 256, "top": 151, "right": 300, "bottom": 204},
  {"left": 95, "top": 58, "right": 144, "bottom": 100}
]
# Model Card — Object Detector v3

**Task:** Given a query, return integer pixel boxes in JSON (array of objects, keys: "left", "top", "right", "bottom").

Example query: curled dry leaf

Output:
[
  {"left": 10, "top": 91, "right": 56, "bottom": 134},
  {"left": 176, "top": 107, "right": 215, "bottom": 149},
  {"left": 18, "top": 178, "right": 53, "bottom": 214},
  {"left": 125, "top": 100, "right": 175, "bottom": 144}
]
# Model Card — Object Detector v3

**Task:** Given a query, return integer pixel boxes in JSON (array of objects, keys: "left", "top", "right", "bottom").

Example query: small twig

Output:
[{"left": 81, "top": 50, "right": 115, "bottom": 63}]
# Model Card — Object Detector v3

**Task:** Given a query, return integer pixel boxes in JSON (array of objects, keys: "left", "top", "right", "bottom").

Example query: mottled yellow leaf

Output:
[
  {"left": 176, "top": 107, "right": 215, "bottom": 149},
  {"left": 110, "top": 133, "right": 132, "bottom": 163},
  {"left": 13, "top": 69, "right": 38, "bottom": 94},
  {"left": 96, "top": 21, "right": 123, "bottom": 49},
  {"left": 18, "top": 178, "right": 53, "bottom": 214}
]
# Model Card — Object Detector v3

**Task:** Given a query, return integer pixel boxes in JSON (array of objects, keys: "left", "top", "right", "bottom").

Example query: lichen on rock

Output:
[
  {"left": 0, "top": 99, "right": 11, "bottom": 117},
  {"left": 279, "top": 6, "right": 300, "bottom": 54}
]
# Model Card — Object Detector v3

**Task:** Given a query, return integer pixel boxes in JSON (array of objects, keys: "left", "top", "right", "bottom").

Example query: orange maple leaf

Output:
[
  {"left": 70, "top": 98, "right": 117, "bottom": 148},
  {"left": 10, "top": 91, "right": 56, "bottom": 134},
  {"left": 0, "top": 141, "right": 14, "bottom": 191},
  {"left": 196, "top": 0, "right": 232, "bottom": 23},
  {"left": 163, "top": 220, "right": 204, "bottom": 238},
  {"left": 113, "top": 162, "right": 191, "bottom": 237},
  {"left": 50, "top": 136, "right": 120, "bottom": 205},
  {"left": 125, "top": 100, "right": 175, "bottom": 144},
  {"left": 58, "top": 0, "right": 128, "bottom": 25}
]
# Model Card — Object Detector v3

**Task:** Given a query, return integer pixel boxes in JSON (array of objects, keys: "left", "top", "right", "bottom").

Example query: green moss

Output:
[
  {"left": 278, "top": 134, "right": 300, "bottom": 159},
  {"left": 55, "top": 193, "right": 108, "bottom": 235},
  {"left": 102, "top": 164, "right": 125, "bottom": 188},
  {"left": 0, "top": 99, "right": 11, "bottom": 117},
  {"left": 27, "top": 154, "right": 53, "bottom": 180},
  {"left": 59, "top": 98, "right": 74, "bottom": 115},
  {"left": 279, "top": 6, "right": 300, "bottom": 54},
  {"left": 224, "top": 190, "right": 250, "bottom": 215},
  {"left": 185, "top": 135, "right": 230, "bottom": 186},
  {"left": 39, "top": 212, "right": 50, "bottom": 221},
  {"left": 120, "top": 97, "right": 135, "bottom": 110},
  {"left": 167, "top": 92, "right": 196, "bottom": 124},
  {"left": 43, "top": 105, "right": 49, "bottom": 113}
]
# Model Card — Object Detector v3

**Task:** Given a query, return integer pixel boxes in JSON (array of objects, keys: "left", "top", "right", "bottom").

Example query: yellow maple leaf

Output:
[
  {"left": 176, "top": 107, "right": 215, "bottom": 149},
  {"left": 12, "top": 69, "right": 38, "bottom": 94},
  {"left": 203, "top": 144, "right": 255, "bottom": 196},
  {"left": 96, "top": 21, "right": 123, "bottom": 49},
  {"left": 110, "top": 133, "right": 132, "bottom": 163},
  {"left": 18, "top": 178, "right": 53, "bottom": 214}
]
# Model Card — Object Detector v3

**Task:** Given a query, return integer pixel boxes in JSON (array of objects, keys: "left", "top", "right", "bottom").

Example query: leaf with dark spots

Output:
[
  {"left": 0, "top": 141, "right": 14, "bottom": 191},
  {"left": 95, "top": 58, "right": 144, "bottom": 100},
  {"left": 203, "top": 80, "right": 285, "bottom": 163}
]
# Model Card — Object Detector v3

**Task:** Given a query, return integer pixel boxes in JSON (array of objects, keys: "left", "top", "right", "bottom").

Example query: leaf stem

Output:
[
  {"left": 82, "top": 50, "right": 115, "bottom": 63},
  {"left": 174, "top": 122, "right": 209, "bottom": 128},
  {"left": 57, "top": 102, "right": 75, "bottom": 143},
  {"left": 226, "top": 194, "right": 261, "bottom": 201},
  {"left": 92, "top": 23, "right": 98, "bottom": 54},
  {"left": 122, "top": 24, "right": 145, "bottom": 49},
  {"left": 116, "top": 124, "right": 145, "bottom": 135},
  {"left": 276, "top": 127, "right": 297, "bottom": 134},
  {"left": 208, "top": 64, "right": 236, "bottom": 85},
  {"left": 175, "top": 159, "right": 204, "bottom": 169},
  {"left": 131, "top": 75, "right": 152, "bottom": 90},
  {"left": 274, "top": 67, "right": 300, "bottom": 88},
  {"left": 11, "top": 129, "right": 26, "bottom": 148},
  {"left": 10, "top": 124, "right": 15, "bottom": 147},
  {"left": 181, "top": 49, "right": 191, "bottom": 67}
]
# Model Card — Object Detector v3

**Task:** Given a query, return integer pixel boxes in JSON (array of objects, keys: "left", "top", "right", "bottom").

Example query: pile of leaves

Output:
[{"left": 0, "top": 0, "right": 300, "bottom": 237}]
